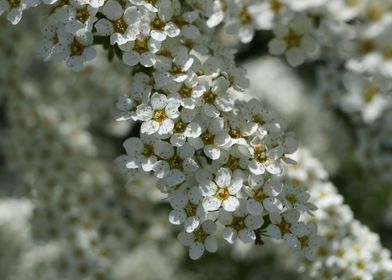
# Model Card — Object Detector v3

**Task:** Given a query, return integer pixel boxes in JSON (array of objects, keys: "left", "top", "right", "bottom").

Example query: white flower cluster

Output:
[{"left": 285, "top": 149, "right": 392, "bottom": 280}]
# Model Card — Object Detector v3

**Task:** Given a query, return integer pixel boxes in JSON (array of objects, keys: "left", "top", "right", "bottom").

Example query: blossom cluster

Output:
[{"left": 285, "top": 149, "right": 392, "bottom": 280}]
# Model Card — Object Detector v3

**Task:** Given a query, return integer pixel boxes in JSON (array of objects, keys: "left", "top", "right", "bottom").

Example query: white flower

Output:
[
  {"left": 59, "top": 34, "right": 96, "bottom": 71},
  {"left": 166, "top": 77, "right": 206, "bottom": 109},
  {"left": 266, "top": 210, "right": 301, "bottom": 248},
  {"left": 169, "top": 108, "right": 202, "bottom": 147},
  {"left": 153, "top": 142, "right": 198, "bottom": 186},
  {"left": 198, "top": 76, "right": 234, "bottom": 118},
  {"left": 239, "top": 136, "right": 283, "bottom": 175},
  {"left": 178, "top": 220, "right": 218, "bottom": 260},
  {"left": 116, "top": 136, "right": 159, "bottom": 173},
  {"left": 136, "top": 93, "right": 180, "bottom": 135},
  {"left": 198, "top": 168, "right": 242, "bottom": 212},
  {"left": 95, "top": 0, "right": 140, "bottom": 45},
  {"left": 155, "top": 44, "right": 194, "bottom": 83},
  {"left": 65, "top": 4, "right": 98, "bottom": 35},
  {"left": 341, "top": 72, "right": 390, "bottom": 123},
  {"left": 168, "top": 187, "right": 206, "bottom": 232},
  {"left": 279, "top": 184, "right": 316, "bottom": 212},
  {"left": 218, "top": 202, "right": 264, "bottom": 244},
  {"left": 268, "top": 14, "right": 318, "bottom": 66},
  {"left": 140, "top": 1, "right": 181, "bottom": 42},
  {"left": 121, "top": 36, "right": 161, "bottom": 67},
  {"left": 188, "top": 117, "right": 230, "bottom": 160},
  {"left": 37, "top": 20, "right": 72, "bottom": 62},
  {"left": 225, "top": 3, "right": 271, "bottom": 43},
  {"left": 0, "top": 0, "right": 38, "bottom": 25},
  {"left": 246, "top": 176, "right": 284, "bottom": 216}
]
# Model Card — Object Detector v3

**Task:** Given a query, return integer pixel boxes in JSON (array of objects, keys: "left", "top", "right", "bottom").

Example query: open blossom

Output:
[
  {"left": 95, "top": 0, "right": 140, "bottom": 45},
  {"left": 178, "top": 220, "right": 218, "bottom": 260},
  {"left": 268, "top": 14, "right": 317, "bottom": 66},
  {"left": 0, "top": 0, "right": 38, "bottom": 24},
  {"left": 218, "top": 201, "right": 264, "bottom": 244},
  {"left": 136, "top": 93, "right": 180, "bottom": 135},
  {"left": 168, "top": 187, "right": 206, "bottom": 233},
  {"left": 197, "top": 168, "right": 243, "bottom": 213}
]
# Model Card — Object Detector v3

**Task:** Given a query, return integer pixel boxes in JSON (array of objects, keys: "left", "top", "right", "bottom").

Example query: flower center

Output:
[
  {"left": 170, "top": 64, "right": 183, "bottom": 75},
  {"left": 178, "top": 84, "right": 192, "bottom": 98},
  {"left": 168, "top": 155, "right": 183, "bottom": 170},
  {"left": 226, "top": 155, "right": 240, "bottom": 171},
  {"left": 299, "top": 236, "right": 309, "bottom": 248},
  {"left": 231, "top": 216, "right": 246, "bottom": 231},
  {"left": 359, "top": 39, "right": 376, "bottom": 54},
  {"left": 363, "top": 86, "right": 378, "bottom": 103},
  {"left": 252, "top": 115, "right": 265, "bottom": 125},
  {"left": 215, "top": 188, "right": 230, "bottom": 201},
  {"left": 367, "top": 6, "right": 384, "bottom": 22},
  {"left": 229, "top": 129, "right": 241, "bottom": 139},
  {"left": 270, "top": 0, "right": 281, "bottom": 13},
  {"left": 134, "top": 38, "right": 149, "bottom": 54},
  {"left": 185, "top": 203, "right": 197, "bottom": 217},
  {"left": 278, "top": 218, "right": 291, "bottom": 234},
  {"left": 70, "top": 39, "right": 84, "bottom": 56},
  {"left": 239, "top": 8, "right": 252, "bottom": 24},
  {"left": 286, "top": 194, "right": 297, "bottom": 204},
  {"left": 253, "top": 144, "right": 267, "bottom": 163},
  {"left": 252, "top": 189, "right": 265, "bottom": 202},
  {"left": 201, "top": 132, "right": 215, "bottom": 145},
  {"left": 284, "top": 31, "right": 301, "bottom": 48},
  {"left": 8, "top": 0, "right": 20, "bottom": 8},
  {"left": 203, "top": 91, "right": 217, "bottom": 104},
  {"left": 153, "top": 109, "right": 167, "bottom": 122},
  {"left": 76, "top": 6, "right": 90, "bottom": 23},
  {"left": 113, "top": 18, "right": 128, "bottom": 34},
  {"left": 173, "top": 121, "right": 187, "bottom": 133},
  {"left": 172, "top": 15, "right": 185, "bottom": 27},
  {"left": 150, "top": 17, "right": 165, "bottom": 31},
  {"left": 384, "top": 46, "right": 392, "bottom": 60},
  {"left": 194, "top": 228, "right": 208, "bottom": 242},
  {"left": 143, "top": 145, "right": 154, "bottom": 158},
  {"left": 52, "top": 35, "right": 59, "bottom": 45}
]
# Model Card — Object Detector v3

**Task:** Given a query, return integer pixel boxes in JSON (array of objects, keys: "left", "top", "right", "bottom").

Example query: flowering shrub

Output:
[{"left": 0, "top": 0, "right": 392, "bottom": 279}]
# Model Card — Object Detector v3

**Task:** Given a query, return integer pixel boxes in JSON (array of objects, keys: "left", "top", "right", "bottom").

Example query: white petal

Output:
[
  {"left": 169, "top": 209, "right": 186, "bottom": 225},
  {"left": 123, "top": 52, "right": 139, "bottom": 66},
  {"left": 266, "top": 224, "right": 281, "bottom": 239},
  {"left": 263, "top": 197, "right": 283, "bottom": 213},
  {"left": 158, "top": 119, "right": 174, "bottom": 134},
  {"left": 238, "top": 229, "right": 256, "bottom": 243},
  {"left": 166, "top": 169, "right": 185, "bottom": 186},
  {"left": 247, "top": 199, "right": 263, "bottom": 216},
  {"left": 201, "top": 220, "right": 217, "bottom": 234},
  {"left": 284, "top": 233, "right": 300, "bottom": 248},
  {"left": 222, "top": 196, "right": 240, "bottom": 212},
  {"left": 178, "top": 231, "right": 194, "bottom": 246},
  {"left": 245, "top": 215, "right": 264, "bottom": 230},
  {"left": 151, "top": 93, "right": 167, "bottom": 109},
  {"left": 189, "top": 242, "right": 204, "bottom": 260},
  {"left": 204, "top": 236, "right": 218, "bottom": 253},
  {"left": 223, "top": 227, "right": 237, "bottom": 244},
  {"left": 228, "top": 176, "right": 242, "bottom": 195},
  {"left": 269, "top": 38, "right": 287, "bottom": 55},
  {"left": 141, "top": 120, "right": 159, "bottom": 134},
  {"left": 286, "top": 48, "right": 305, "bottom": 67},
  {"left": 203, "top": 196, "right": 221, "bottom": 211},
  {"left": 184, "top": 217, "right": 200, "bottom": 233},
  {"left": 215, "top": 168, "right": 231, "bottom": 187}
]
